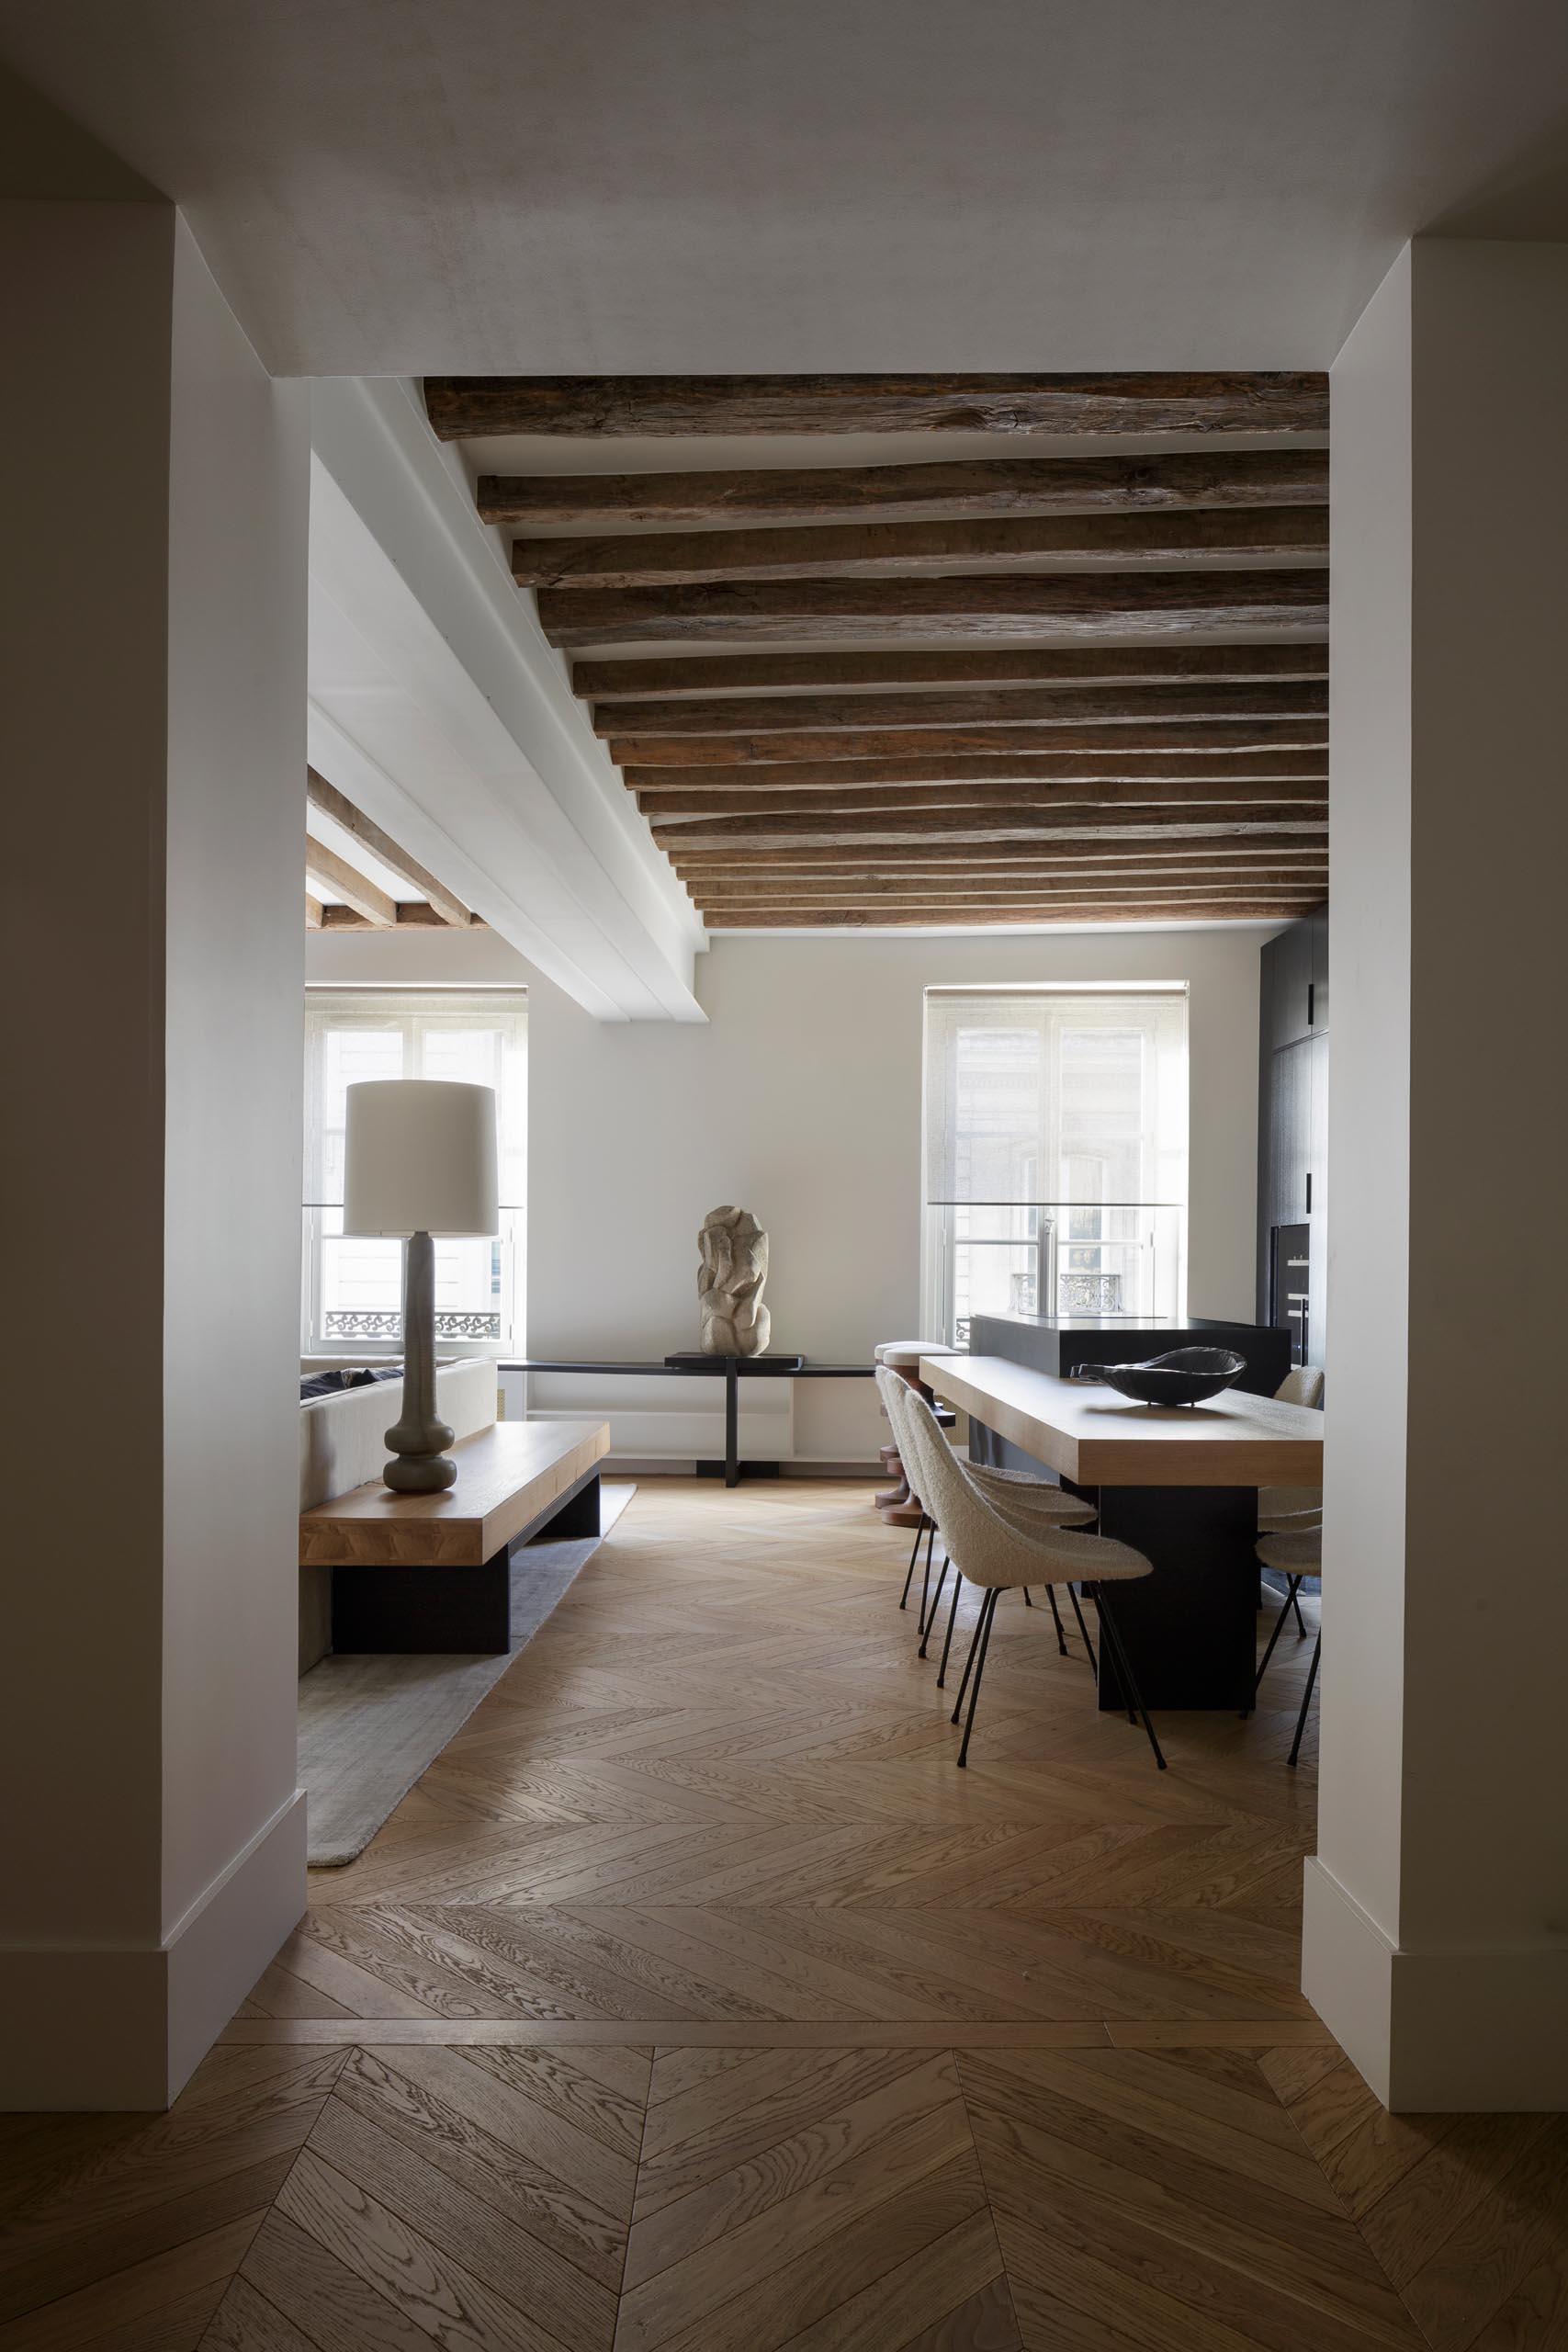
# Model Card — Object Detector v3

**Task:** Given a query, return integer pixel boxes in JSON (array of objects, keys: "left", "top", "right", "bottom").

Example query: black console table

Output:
[{"left": 501, "top": 1357, "right": 875, "bottom": 1487}]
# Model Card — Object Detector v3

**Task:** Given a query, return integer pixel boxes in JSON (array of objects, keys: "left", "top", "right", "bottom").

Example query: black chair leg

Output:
[
  {"left": 956, "top": 1589, "right": 999, "bottom": 1768},
  {"left": 1292, "top": 1589, "right": 1309, "bottom": 1638},
  {"left": 899, "top": 1515, "right": 926, "bottom": 1611},
  {"left": 1094, "top": 1585, "right": 1167, "bottom": 1772},
  {"left": 1289, "top": 1632, "right": 1321, "bottom": 1768},
  {"left": 1251, "top": 1577, "right": 1302, "bottom": 1703},
  {"left": 917, "top": 1519, "right": 935, "bottom": 1628},
  {"left": 950, "top": 1588, "right": 990, "bottom": 1723},
  {"left": 1043, "top": 1584, "right": 1068, "bottom": 1657},
  {"left": 1021, "top": 1587, "right": 1033, "bottom": 1607},
  {"left": 919, "top": 1559, "right": 949, "bottom": 1657},
  {"left": 1066, "top": 1583, "right": 1097, "bottom": 1673},
  {"left": 935, "top": 1570, "right": 964, "bottom": 1689}
]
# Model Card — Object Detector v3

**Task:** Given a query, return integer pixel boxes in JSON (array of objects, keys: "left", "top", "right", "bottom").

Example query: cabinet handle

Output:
[
  {"left": 1307, "top": 981, "right": 1315, "bottom": 1028},
  {"left": 1305, "top": 1172, "right": 1313, "bottom": 1214}
]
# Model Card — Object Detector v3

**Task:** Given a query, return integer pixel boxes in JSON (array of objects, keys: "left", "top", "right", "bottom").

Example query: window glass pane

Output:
[
  {"left": 303, "top": 989, "right": 525, "bottom": 1353},
  {"left": 923, "top": 990, "right": 1187, "bottom": 1341}
]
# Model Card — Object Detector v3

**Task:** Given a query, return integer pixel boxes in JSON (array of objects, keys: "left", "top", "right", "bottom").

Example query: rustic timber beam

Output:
[
  {"left": 306, "top": 770, "right": 472, "bottom": 925},
  {"left": 639, "top": 780, "right": 1328, "bottom": 820},
  {"left": 305, "top": 840, "right": 397, "bottom": 928},
  {"left": 699, "top": 900, "right": 1316, "bottom": 927},
  {"left": 318, "top": 903, "right": 489, "bottom": 933},
  {"left": 425, "top": 372, "right": 1329, "bottom": 442},
  {"left": 689, "top": 871, "right": 1327, "bottom": 901},
  {"left": 576, "top": 645, "right": 1330, "bottom": 698},
  {"left": 479, "top": 447, "right": 1328, "bottom": 529},
  {"left": 514, "top": 506, "right": 1327, "bottom": 590},
  {"left": 614, "top": 718, "right": 1327, "bottom": 767},
  {"left": 669, "top": 831, "right": 1325, "bottom": 872},
  {"left": 652, "top": 808, "right": 1328, "bottom": 850},
  {"left": 691, "top": 888, "right": 1335, "bottom": 917},
  {"left": 305, "top": 894, "right": 324, "bottom": 930},
  {"left": 536, "top": 569, "right": 1331, "bottom": 649},
  {"left": 625, "top": 752, "right": 1326, "bottom": 793},
  {"left": 672, "top": 849, "right": 1331, "bottom": 878},
  {"left": 591, "top": 682, "right": 1328, "bottom": 738},
  {"left": 691, "top": 894, "right": 1329, "bottom": 917}
]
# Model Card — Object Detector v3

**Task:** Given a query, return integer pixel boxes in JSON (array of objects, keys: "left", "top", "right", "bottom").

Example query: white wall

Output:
[
  {"left": 1311, "top": 243, "right": 1415, "bottom": 2018},
  {"left": 3, "top": 202, "right": 308, "bottom": 2108},
  {"left": 1306, "top": 238, "right": 1568, "bottom": 2109},
  {"left": 159, "top": 219, "right": 310, "bottom": 2090},
  {"left": 309, "top": 922, "right": 1268, "bottom": 1457}
]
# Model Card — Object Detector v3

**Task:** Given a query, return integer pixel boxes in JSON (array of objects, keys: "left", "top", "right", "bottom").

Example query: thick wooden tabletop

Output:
[
  {"left": 923, "top": 1354, "right": 1323, "bottom": 1488},
  {"left": 299, "top": 1419, "right": 611, "bottom": 1568}
]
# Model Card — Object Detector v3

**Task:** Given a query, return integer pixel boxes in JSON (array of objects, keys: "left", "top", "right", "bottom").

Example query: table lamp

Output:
[{"left": 343, "top": 1079, "right": 500, "bottom": 1492}]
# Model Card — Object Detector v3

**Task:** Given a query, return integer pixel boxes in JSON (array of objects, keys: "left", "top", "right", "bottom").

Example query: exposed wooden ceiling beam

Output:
[
  {"left": 305, "top": 893, "right": 324, "bottom": 930},
  {"left": 652, "top": 808, "right": 1327, "bottom": 851},
  {"left": 615, "top": 718, "right": 1326, "bottom": 768},
  {"left": 536, "top": 569, "right": 1330, "bottom": 649},
  {"left": 514, "top": 506, "right": 1326, "bottom": 590},
  {"left": 318, "top": 903, "right": 489, "bottom": 933},
  {"left": 305, "top": 840, "right": 397, "bottom": 928},
  {"left": 625, "top": 752, "right": 1325, "bottom": 794},
  {"left": 672, "top": 847, "right": 1331, "bottom": 876},
  {"left": 426, "top": 372, "right": 1328, "bottom": 442},
  {"left": 640, "top": 780, "right": 1328, "bottom": 821},
  {"left": 671, "top": 835, "right": 1325, "bottom": 873},
  {"left": 689, "top": 870, "right": 1326, "bottom": 901},
  {"left": 480, "top": 448, "right": 1328, "bottom": 530},
  {"left": 592, "top": 682, "right": 1327, "bottom": 738},
  {"left": 701, "top": 900, "right": 1314, "bottom": 927},
  {"left": 576, "top": 645, "right": 1329, "bottom": 699},
  {"left": 306, "top": 770, "right": 472, "bottom": 926}
]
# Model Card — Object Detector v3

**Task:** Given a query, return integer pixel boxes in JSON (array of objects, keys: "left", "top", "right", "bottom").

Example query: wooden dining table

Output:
[{"left": 922, "top": 1353, "right": 1325, "bottom": 1712}]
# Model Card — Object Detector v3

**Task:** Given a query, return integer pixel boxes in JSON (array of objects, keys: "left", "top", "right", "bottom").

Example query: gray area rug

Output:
[{"left": 299, "top": 1482, "right": 636, "bottom": 1866}]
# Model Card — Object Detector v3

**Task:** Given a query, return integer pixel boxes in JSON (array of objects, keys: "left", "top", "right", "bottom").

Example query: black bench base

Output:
[{"left": 331, "top": 1470, "right": 602, "bottom": 1656}]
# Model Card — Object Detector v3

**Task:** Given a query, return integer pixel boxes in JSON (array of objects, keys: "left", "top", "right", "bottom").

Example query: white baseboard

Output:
[
  {"left": 165, "top": 1790, "right": 308, "bottom": 2101},
  {"left": 1303, "top": 1856, "right": 1568, "bottom": 2109},
  {"left": 0, "top": 1791, "right": 307, "bottom": 2110}
]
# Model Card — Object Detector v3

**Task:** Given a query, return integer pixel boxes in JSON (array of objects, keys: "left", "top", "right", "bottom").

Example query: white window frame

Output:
[
  {"left": 301, "top": 987, "right": 526, "bottom": 1359},
  {"left": 920, "top": 987, "right": 1189, "bottom": 1344}
]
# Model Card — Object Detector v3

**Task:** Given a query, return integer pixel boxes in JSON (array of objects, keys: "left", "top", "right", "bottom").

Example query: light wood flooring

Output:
[{"left": 4, "top": 1478, "right": 1565, "bottom": 2349}]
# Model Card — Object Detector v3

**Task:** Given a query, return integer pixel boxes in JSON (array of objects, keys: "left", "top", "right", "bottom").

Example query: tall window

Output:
[
  {"left": 922, "top": 989, "right": 1188, "bottom": 1344},
  {"left": 302, "top": 989, "right": 526, "bottom": 1355}
]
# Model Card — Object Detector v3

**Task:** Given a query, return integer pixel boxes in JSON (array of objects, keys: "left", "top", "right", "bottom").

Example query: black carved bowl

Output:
[{"left": 1074, "top": 1346, "right": 1247, "bottom": 1407}]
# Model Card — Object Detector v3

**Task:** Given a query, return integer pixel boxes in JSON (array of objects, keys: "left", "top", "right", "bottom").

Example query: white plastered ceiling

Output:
[{"left": 1, "top": 1, "right": 1567, "bottom": 375}]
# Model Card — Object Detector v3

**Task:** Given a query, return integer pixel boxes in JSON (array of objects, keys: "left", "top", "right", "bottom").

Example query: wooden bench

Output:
[{"left": 299, "top": 1418, "right": 611, "bottom": 1653}]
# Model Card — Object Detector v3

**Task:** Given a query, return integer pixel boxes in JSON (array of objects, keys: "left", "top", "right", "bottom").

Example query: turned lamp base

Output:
[{"left": 381, "top": 1230, "right": 457, "bottom": 1493}]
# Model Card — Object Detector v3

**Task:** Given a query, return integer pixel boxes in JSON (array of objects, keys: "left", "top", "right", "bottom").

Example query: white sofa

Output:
[{"left": 298, "top": 1356, "right": 499, "bottom": 1672}]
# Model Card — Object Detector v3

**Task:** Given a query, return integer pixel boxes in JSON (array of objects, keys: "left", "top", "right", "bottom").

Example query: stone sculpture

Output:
[{"left": 697, "top": 1204, "right": 771, "bottom": 1357}]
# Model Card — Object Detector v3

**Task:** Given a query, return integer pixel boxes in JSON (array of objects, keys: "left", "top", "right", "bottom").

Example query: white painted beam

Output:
[{"left": 308, "top": 376, "right": 706, "bottom": 1023}]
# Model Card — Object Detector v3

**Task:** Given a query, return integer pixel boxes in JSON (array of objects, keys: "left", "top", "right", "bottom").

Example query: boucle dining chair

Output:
[
  {"left": 1258, "top": 1364, "right": 1325, "bottom": 1529},
  {"left": 875, "top": 1368, "right": 1095, "bottom": 1665},
  {"left": 900, "top": 1388, "right": 1164, "bottom": 1770},
  {"left": 1254, "top": 1522, "right": 1322, "bottom": 1768}
]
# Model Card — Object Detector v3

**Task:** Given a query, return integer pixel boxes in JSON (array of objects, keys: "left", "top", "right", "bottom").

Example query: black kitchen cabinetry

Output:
[{"left": 1257, "top": 906, "right": 1328, "bottom": 1368}]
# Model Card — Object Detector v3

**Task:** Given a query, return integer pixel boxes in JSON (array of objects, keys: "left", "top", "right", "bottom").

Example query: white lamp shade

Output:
[{"left": 342, "top": 1080, "right": 500, "bottom": 1237}]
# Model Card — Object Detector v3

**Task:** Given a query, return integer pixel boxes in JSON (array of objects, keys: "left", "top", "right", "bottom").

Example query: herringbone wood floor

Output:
[{"left": 5, "top": 1480, "right": 1566, "bottom": 2349}]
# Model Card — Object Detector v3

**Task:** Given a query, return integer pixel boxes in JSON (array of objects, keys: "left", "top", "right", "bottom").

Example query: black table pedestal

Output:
[
  {"left": 1066, "top": 1476, "right": 1258, "bottom": 1713},
  {"left": 971, "top": 1419, "right": 1258, "bottom": 1713}
]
